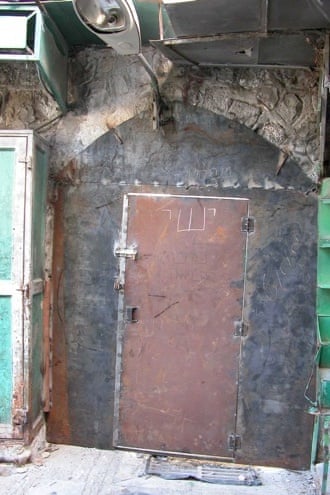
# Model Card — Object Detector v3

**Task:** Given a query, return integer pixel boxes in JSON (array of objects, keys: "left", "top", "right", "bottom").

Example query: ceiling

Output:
[
  {"left": 153, "top": 0, "right": 330, "bottom": 67},
  {"left": 3, "top": 0, "right": 330, "bottom": 67}
]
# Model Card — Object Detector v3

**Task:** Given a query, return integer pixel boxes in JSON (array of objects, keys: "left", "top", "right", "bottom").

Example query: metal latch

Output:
[
  {"left": 16, "top": 283, "right": 30, "bottom": 299},
  {"left": 241, "top": 216, "right": 255, "bottom": 233},
  {"left": 228, "top": 433, "right": 241, "bottom": 451},
  {"left": 114, "top": 278, "right": 125, "bottom": 291},
  {"left": 13, "top": 409, "right": 28, "bottom": 426},
  {"left": 234, "top": 321, "right": 248, "bottom": 337},
  {"left": 115, "top": 246, "right": 138, "bottom": 260},
  {"left": 324, "top": 74, "right": 330, "bottom": 90},
  {"left": 126, "top": 306, "right": 139, "bottom": 323}
]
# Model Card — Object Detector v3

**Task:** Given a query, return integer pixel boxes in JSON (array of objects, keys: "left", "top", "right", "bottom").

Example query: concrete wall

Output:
[{"left": 0, "top": 47, "right": 320, "bottom": 469}]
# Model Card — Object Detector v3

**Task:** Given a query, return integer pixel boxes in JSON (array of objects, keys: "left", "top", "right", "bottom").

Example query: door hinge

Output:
[
  {"left": 228, "top": 433, "right": 241, "bottom": 451},
  {"left": 234, "top": 320, "right": 248, "bottom": 337},
  {"left": 115, "top": 246, "right": 138, "bottom": 260},
  {"left": 241, "top": 216, "right": 255, "bottom": 233},
  {"left": 18, "top": 158, "right": 32, "bottom": 170},
  {"left": 324, "top": 74, "right": 330, "bottom": 90},
  {"left": 13, "top": 408, "right": 28, "bottom": 426},
  {"left": 114, "top": 277, "right": 125, "bottom": 291},
  {"left": 16, "top": 283, "right": 30, "bottom": 299}
]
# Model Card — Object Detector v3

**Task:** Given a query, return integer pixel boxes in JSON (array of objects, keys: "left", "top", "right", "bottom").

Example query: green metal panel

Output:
[
  {"left": 319, "top": 202, "right": 330, "bottom": 242},
  {"left": 32, "top": 145, "right": 48, "bottom": 280},
  {"left": 318, "top": 316, "right": 330, "bottom": 344},
  {"left": 0, "top": 297, "right": 12, "bottom": 424},
  {"left": 43, "top": 1, "right": 175, "bottom": 46},
  {"left": 317, "top": 288, "right": 330, "bottom": 316},
  {"left": 320, "top": 380, "right": 330, "bottom": 408},
  {"left": 31, "top": 293, "right": 43, "bottom": 422},
  {"left": 320, "top": 347, "right": 330, "bottom": 368},
  {"left": 38, "top": 14, "right": 68, "bottom": 112},
  {"left": 44, "top": 2, "right": 103, "bottom": 45},
  {"left": 318, "top": 249, "right": 330, "bottom": 288},
  {"left": 0, "top": 6, "right": 68, "bottom": 112},
  {"left": 0, "top": 149, "right": 14, "bottom": 280},
  {"left": 315, "top": 179, "right": 330, "bottom": 475}
]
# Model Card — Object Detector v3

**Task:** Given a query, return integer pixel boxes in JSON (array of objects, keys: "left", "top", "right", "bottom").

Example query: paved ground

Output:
[{"left": 0, "top": 444, "right": 320, "bottom": 495}]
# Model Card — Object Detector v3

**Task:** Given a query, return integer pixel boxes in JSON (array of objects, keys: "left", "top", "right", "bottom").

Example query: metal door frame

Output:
[{"left": 113, "top": 192, "right": 250, "bottom": 459}]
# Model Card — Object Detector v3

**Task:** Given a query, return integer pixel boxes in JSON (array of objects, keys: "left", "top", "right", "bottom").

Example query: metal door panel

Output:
[
  {"left": 114, "top": 194, "right": 248, "bottom": 458},
  {"left": 0, "top": 136, "right": 28, "bottom": 439},
  {"left": 0, "top": 132, "right": 49, "bottom": 440}
]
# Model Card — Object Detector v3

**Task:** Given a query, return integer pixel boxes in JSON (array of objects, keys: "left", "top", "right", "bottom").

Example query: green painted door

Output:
[
  {"left": 0, "top": 132, "right": 49, "bottom": 440},
  {"left": 0, "top": 136, "right": 27, "bottom": 439}
]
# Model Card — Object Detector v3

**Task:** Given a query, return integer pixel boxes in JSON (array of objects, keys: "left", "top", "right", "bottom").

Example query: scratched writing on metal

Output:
[{"left": 161, "top": 207, "right": 217, "bottom": 232}]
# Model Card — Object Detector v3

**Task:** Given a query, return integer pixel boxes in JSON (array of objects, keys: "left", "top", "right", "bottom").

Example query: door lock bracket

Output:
[
  {"left": 115, "top": 246, "right": 138, "bottom": 260},
  {"left": 234, "top": 320, "right": 248, "bottom": 337},
  {"left": 228, "top": 433, "right": 241, "bottom": 451},
  {"left": 126, "top": 306, "right": 139, "bottom": 323}
]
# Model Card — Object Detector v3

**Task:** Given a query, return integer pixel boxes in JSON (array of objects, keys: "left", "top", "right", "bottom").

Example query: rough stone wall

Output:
[
  {"left": 0, "top": 47, "right": 322, "bottom": 181},
  {"left": 0, "top": 63, "right": 58, "bottom": 129},
  {"left": 163, "top": 64, "right": 320, "bottom": 180}
]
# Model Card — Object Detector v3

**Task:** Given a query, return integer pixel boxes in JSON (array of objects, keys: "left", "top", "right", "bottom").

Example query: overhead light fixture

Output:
[{"left": 73, "top": 0, "right": 141, "bottom": 54}]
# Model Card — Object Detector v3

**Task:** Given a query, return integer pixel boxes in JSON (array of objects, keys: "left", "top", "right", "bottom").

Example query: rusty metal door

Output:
[{"left": 114, "top": 193, "right": 249, "bottom": 459}]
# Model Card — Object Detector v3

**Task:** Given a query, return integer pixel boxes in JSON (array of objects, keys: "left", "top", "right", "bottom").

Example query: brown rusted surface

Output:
[
  {"left": 115, "top": 194, "right": 248, "bottom": 458},
  {"left": 42, "top": 201, "right": 55, "bottom": 413},
  {"left": 46, "top": 186, "right": 71, "bottom": 444},
  {"left": 42, "top": 277, "right": 52, "bottom": 413}
]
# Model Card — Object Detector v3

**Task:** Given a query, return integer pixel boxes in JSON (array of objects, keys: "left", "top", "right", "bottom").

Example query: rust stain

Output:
[
  {"left": 46, "top": 186, "right": 71, "bottom": 444},
  {"left": 42, "top": 278, "right": 52, "bottom": 412},
  {"left": 209, "top": 225, "right": 228, "bottom": 243}
]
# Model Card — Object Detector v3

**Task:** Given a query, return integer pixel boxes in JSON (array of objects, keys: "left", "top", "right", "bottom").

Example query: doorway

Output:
[{"left": 114, "top": 193, "right": 249, "bottom": 459}]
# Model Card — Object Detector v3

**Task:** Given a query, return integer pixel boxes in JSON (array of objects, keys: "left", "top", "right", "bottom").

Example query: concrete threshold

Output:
[{"left": 0, "top": 444, "right": 318, "bottom": 495}]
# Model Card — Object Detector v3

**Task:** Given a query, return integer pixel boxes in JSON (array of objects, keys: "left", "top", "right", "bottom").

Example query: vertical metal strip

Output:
[
  {"left": 320, "top": 34, "right": 329, "bottom": 176},
  {"left": 22, "top": 133, "right": 33, "bottom": 437},
  {"left": 322, "top": 416, "right": 330, "bottom": 495},
  {"left": 42, "top": 201, "right": 54, "bottom": 412},
  {"left": 11, "top": 135, "right": 30, "bottom": 438},
  {"left": 113, "top": 194, "right": 130, "bottom": 446},
  {"left": 233, "top": 200, "right": 251, "bottom": 451},
  {"left": 261, "top": 0, "right": 269, "bottom": 33},
  {"left": 311, "top": 414, "right": 320, "bottom": 466}
]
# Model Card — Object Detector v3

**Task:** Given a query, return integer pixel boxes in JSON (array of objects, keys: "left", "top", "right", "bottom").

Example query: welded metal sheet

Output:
[
  {"left": 114, "top": 194, "right": 248, "bottom": 458},
  {"left": 164, "top": 0, "right": 263, "bottom": 37},
  {"left": 151, "top": 33, "right": 318, "bottom": 68}
]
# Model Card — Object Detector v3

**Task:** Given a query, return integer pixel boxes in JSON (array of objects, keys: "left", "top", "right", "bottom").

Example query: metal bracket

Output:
[
  {"left": 241, "top": 216, "right": 255, "bottom": 233},
  {"left": 13, "top": 408, "right": 28, "bottom": 426},
  {"left": 228, "top": 433, "right": 241, "bottom": 451},
  {"left": 234, "top": 321, "right": 248, "bottom": 337},
  {"left": 325, "top": 74, "right": 330, "bottom": 90},
  {"left": 115, "top": 246, "right": 138, "bottom": 260},
  {"left": 16, "top": 283, "right": 30, "bottom": 299},
  {"left": 126, "top": 306, "right": 139, "bottom": 323},
  {"left": 114, "top": 278, "right": 125, "bottom": 291}
]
